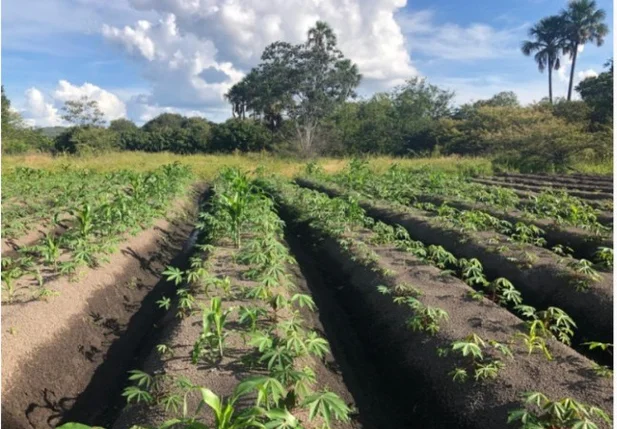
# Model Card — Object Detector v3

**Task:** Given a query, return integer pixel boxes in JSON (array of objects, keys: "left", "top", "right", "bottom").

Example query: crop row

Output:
[
  {"left": 1, "top": 163, "right": 193, "bottom": 304},
  {"left": 259, "top": 177, "right": 612, "bottom": 429},
  {"left": 71, "top": 169, "right": 355, "bottom": 429},
  {"left": 317, "top": 160, "right": 611, "bottom": 231},
  {"left": 308, "top": 161, "right": 612, "bottom": 267},
  {"left": 486, "top": 174, "right": 613, "bottom": 193},
  {"left": 295, "top": 177, "right": 613, "bottom": 358},
  {"left": 471, "top": 177, "right": 613, "bottom": 201}
]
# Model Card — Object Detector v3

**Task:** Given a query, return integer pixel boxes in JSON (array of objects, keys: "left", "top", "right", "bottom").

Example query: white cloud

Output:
[
  {"left": 126, "top": 94, "right": 230, "bottom": 123},
  {"left": 20, "top": 81, "right": 127, "bottom": 126},
  {"left": 54, "top": 80, "right": 127, "bottom": 120},
  {"left": 100, "top": 0, "right": 417, "bottom": 119},
  {"left": 103, "top": 13, "right": 244, "bottom": 112},
  {"left": 434, "top": 69, "right": 593, "bottom": 107},
  {"left": 556, "top": 52, "right": 597, "bottom": 92},
  {"left": 577, "top": 69, "right": 598, "bottom": 80},
  {"left": 397, "top": 9, "right": 526, "bottom": 60},
  {"left": 23, "top": 88, "right": 63, "bottom": 127},
  {"left": 125, "top": 0, "right": 415, "bottom": 84}
]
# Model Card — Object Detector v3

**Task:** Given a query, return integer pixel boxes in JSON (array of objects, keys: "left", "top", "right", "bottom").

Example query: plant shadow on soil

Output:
[
  {"left": 278, "top": 205, "right": 463, "bottom": 429},
  {"left": 1, "top": 191, "right": 209, "bottom": 429}
]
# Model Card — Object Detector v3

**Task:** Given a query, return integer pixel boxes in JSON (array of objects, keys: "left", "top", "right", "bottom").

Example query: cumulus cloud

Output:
[
  {"left": 54, "top": 80, "right": 127, "bottom": 120},
  {"left": 556, "top": 52, "right": 597, "bottom": 93},
  {"left": 398, "top": 9, "right": 525, "bottom": 60},
  {"left": 577, "top": 69, "right": 598, "bottom": 80},
  {"left": 23, "top": 88, "right": 63, "bottom": 127},
  {"left": 103, "top": 14, "right": 244, "bottom": 110},
  {"left": 124, "top": 0, "right": 416, "bottom": 84},
  {"left": 21, "top": 81, "right": 127, "bottom": 126},
  {"left": 101, "top": 0, "right": 417, "bottom": 118}
]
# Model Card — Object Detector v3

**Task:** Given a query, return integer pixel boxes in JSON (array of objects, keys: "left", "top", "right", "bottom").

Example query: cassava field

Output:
[{"left": 1, "top": 153, "right": 614, "bottom": 429}]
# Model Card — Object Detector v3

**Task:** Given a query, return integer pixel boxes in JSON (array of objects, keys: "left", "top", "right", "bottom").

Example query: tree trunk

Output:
[
  {"left": 548, "top": 59, "right": 553, "bottom": 104},
  {"left": 567, "top": 45, "right": 579, "bottom": 101}
]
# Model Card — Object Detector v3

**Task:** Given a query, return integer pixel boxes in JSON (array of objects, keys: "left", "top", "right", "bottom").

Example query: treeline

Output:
[
  {"left": 2, "top": 69, "right": 613, "bottom": 173},
  {"left": 1, "top": 15, "right": 613, "bottom": 173},
  {"left": 321, "top": 66, "right": 613, "bottom": 173}
]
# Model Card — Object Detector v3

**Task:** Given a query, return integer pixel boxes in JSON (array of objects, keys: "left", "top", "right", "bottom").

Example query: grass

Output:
[
  {"left": 1, "top": 152, "right": 494, "bottom": 179},
  {"left": 2, "top": 151, "right": 610, "bottom": 178}
]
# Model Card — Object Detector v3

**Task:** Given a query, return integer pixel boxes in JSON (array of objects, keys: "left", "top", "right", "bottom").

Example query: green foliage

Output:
[
  {"left": 192, "top": 297, "right": 233, "bottom": 362},
  {"left": 302, "top": 390, "right": 351, "bottom": 429},
  {"left": 210, "top": 118, "right": 271, "bottom": 153},
  {"left": 54, "top": 126, "right": 120, "bottom": 155},
  {"left": 560, "top": 0, "right": 609, "bottom": 101},
  {"left": 521, "top": 16, "right": 565, "bottom": 103},
  {"left": 576, "top": 60, "right": 613, "bottom": 125},
  {"left": 507, "top": 391, "right": 611, "bottom": 428},
  {"left": 61, "top": 96, "right": 105, "bottom": 127},
  {"left": 1, "top": 86, "right": 53, "bottom": 154},
  {"left": 225, "top": 21, "right": 361, "bottom": 155}
]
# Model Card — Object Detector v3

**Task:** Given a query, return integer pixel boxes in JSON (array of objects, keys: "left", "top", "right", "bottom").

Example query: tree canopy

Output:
[{"left": 226, "top": 21, "right": 361, "bottom": 155}]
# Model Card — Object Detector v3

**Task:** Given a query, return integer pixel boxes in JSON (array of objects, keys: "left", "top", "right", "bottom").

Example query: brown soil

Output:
[
  {"left": 1, "top": 222, "right": 66, "bottom": 258},
  {"left": 471, "top": 178, "right": 613, "bottom": 201},
  {"left": 277, "top": 197, "right": 612, "bottom": 429},
  {"left": 1, "top": 188, "right": 204, "bottom": 429},
  {"left": 110, "top": 237, "right": 360, "bottom": 429},
  {"left": 297, "top": 179, "right": 613, "bottom": 348},
  {"left": 410, "top": 193, "right": 612, "bottom": 261},
  {"left": 484, "top": 176, "right": 613, "bottom": 193}
]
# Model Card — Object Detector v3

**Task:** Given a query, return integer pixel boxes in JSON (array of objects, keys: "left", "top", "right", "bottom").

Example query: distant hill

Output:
[{"left": 37, "top": 126, "right": 67, "bottom": 138}]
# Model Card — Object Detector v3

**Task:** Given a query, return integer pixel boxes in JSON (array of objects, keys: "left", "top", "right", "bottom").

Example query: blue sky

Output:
[{"left": 2, "top": 0, "right": 613, "bottom": 126}]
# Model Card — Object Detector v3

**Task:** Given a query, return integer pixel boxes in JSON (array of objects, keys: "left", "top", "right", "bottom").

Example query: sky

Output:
[{"left": 2, "top": 0, "right": 614, "bottom": 126}]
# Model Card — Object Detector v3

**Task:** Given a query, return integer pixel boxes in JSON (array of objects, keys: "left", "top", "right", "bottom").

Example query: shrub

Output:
[
  {"left": 54, "top": 126, "right": 119, "bottom": 154},
  {"left": 210, "top": 119, "right": 271, "bottom": 152}
]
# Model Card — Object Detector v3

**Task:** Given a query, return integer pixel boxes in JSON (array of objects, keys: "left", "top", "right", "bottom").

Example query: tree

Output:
[
  {"left": 392, "top": 77, "right": 455, "bottom": 120},
  {"left": 561, "top": 0, "right": 609, "bottom": 101},
  {"left": 1, "top": 86, "right": 53, "bottom": 154},
  {"left": 54, "top": 126, "right": 119, "bottom": 154},
  {"left": 226, "top": 21, "right": 361, "bottom": 155},
  {"left": 109, "top": 118, "right": 138, "bottom": 133},
  {"left": 521, "top": 16, "right": 565, "bottom": 103},
  {"left": 210, "top": 119, "right": 270, "bottom": 152},
  {"left": 61, "top": 95, "right": 105, "bottom": 126},
  {"left": 142, "top": 113, "right": 186, "bottom": 133},
  {"left": 576, "top": 59, "right": 613, "bottom": 125},
  {"left": 2, "top": 85, "right": 25, "bottom": 133},
  {"left": 476, "top": 91, "right": 521, "bottom": 108}
]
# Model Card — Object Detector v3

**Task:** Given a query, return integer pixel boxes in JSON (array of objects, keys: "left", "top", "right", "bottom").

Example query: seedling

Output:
[
  {"left": 192, "top": 297, "right": 233, "bottom": 362},
  {"left": 507, "top": 391, "right": 611, "bottom": 429},
  {"left": 593, "top": 247, "right": 613, "bottom": 269},
  {"left": 302, "top": 390, "right": 351, "bottom": 429}
]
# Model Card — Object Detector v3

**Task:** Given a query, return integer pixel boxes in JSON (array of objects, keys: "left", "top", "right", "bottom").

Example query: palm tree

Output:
[
  {"left": 561, "top": 0, "right": 609, "bottom": 101},
  {"left": 521, "top": 16, "right": 565, "bottom": 103}
]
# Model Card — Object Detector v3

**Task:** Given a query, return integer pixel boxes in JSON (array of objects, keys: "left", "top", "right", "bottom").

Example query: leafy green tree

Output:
[
  {"left": 61, "top": 96, "right": 105, "bottom": 126},
  {"left": 392, "top": 77, "right": 454, "bottom": 120},
  {"left": 183, "top": 117, "right": 212, "bottom": 152},
  {"left": 1, "top": 86, "right": 53, "bottom": 154},
  {"left": 475, "top": 91, "right": 521, "bottom": 109},
  {"left": 54, "top": 126, "right": 119, "bottom": 154},
  {"left": 109, "top": 118, "right": 147, "bottom": 150},
  {"left": 561, "top": 0, "right": 609, "bottom": 100},
  {"left": 142, "top": 113, "right": 186, "bottom": 133},
  {"left": 550, "top": 99, "right": 591, "bottom": 126},
  {"left": 576, "top": 59, "right": 613, "bottom": 125},
  {"left": 226, "top": 21, "right": 361, "bottom": 155},
  {"left": 521, "top": 16, "right": 565, "bottom": 103},
  {"left": 109, "top": 118, "right": 138, "bottom": 134},
  {"left": 210, "top": 119, "right": 270, "bottom": 152},
  {"left": 1, "top": 85, "right": 23, "bottom": 133}
]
